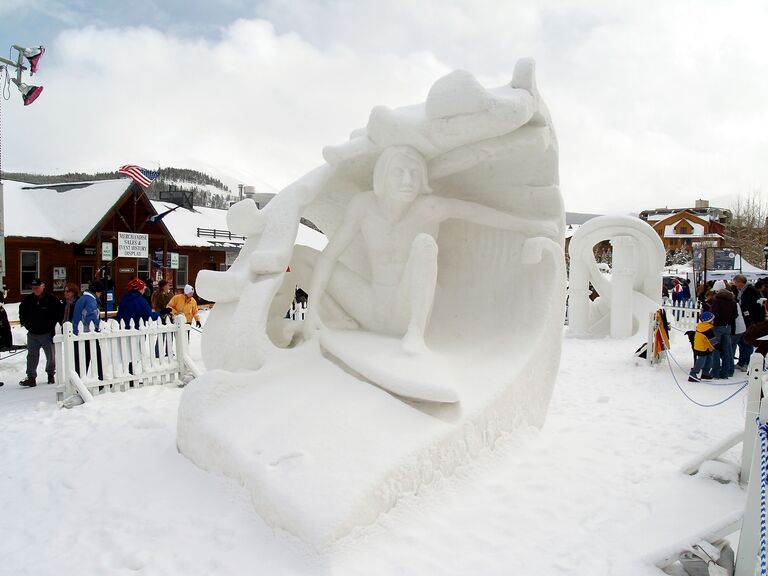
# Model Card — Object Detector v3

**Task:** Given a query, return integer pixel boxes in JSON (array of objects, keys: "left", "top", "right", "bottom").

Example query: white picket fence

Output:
[
  {"left": 662, "top": 299, "right": 701, "bottom": 332},
  {"left": 53, "top": 315, "right": 202, "bottom": 405}
]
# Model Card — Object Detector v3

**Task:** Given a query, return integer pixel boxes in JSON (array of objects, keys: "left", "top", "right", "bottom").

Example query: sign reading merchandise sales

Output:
[{"left": 117, "top": 232, "right": 149, "bottom": 258}]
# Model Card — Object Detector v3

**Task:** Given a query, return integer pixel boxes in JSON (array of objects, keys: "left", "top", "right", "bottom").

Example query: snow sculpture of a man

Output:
[
  {"left": 182, "top": 58, "right": 568, "bottom": 546},
  {"left": 305, "top": 145, "right": 558, "bottom": 354}
]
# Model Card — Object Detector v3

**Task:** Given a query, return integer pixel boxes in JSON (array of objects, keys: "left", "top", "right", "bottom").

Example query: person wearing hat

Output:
[
  {"left": 167, "top": 284, "right": 202, "bottom": 327},
  {"left": 116, "top": 278, "right": 159, "bottom": 329},
  {"left": 71, "top": 281, "right": 104, "bottom": 335},
  {"left": 689, "top": 311, "right": 718, "bottom": 382},
  {"left": 18, "top": 278, "right": 62, "bottom": 387}
]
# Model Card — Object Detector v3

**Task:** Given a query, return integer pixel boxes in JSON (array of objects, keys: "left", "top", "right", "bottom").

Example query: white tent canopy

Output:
[
  {"left": 665, "top": 255, "right": 768, "bottom": 283},
  {"left": 704, "top": 254, "right": 768, "bottom": 282}
]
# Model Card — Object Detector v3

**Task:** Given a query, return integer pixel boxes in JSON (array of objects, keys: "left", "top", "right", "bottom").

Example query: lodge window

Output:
[
  {"left": 137, "top": 258, "right": 150, "bottom": 280},
  {"left": 176, "top": 255, "right": 189, "bottom": 288},
  {"left": 20, "top": 250, "right": 40, "bottom": 293}
]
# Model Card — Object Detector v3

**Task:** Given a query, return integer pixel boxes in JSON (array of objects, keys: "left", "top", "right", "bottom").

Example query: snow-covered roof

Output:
[
  {"left": 151, "top": 201, "right": 328, "bottom": 251},
  {"left": 647, "top": 211, "right": 712, "bottom": 223},
  {"left": 3, "top": 178, "right": 132, "bottom": 243},
  {"left": 663, "top": 220, "right": 704, "bottom": 237}
]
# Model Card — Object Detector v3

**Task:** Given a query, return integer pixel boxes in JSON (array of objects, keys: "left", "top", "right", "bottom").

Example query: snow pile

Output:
[{"left": 0, "top": 326, "right": 749, "bottom": 575}]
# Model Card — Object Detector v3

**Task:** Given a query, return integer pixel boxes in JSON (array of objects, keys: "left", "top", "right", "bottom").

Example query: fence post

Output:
[
  {"left": 53, "top": 324, "right": 64, "bottom": 402},
  {"left": 734, "top": 379, "right": 768, "bottom": 576},
  {"left": 741, "top": 352, "right": 765, "bottom": 484}
]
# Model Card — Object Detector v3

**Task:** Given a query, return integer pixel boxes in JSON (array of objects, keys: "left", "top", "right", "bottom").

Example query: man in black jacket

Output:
[
  {"left": 18, "top": 278, "right": 62, "bottom": 387},
  {"left": 733, "top": 274, "right": 766, "bottom": 371}
]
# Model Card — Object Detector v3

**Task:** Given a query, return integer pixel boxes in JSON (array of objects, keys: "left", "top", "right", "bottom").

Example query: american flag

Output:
[{"left": 118, "top": 164, "right": 160, "bottom": 189}]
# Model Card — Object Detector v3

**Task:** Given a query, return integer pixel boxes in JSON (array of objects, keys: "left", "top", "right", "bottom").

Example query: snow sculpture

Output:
[
  {"left": 179, "top": 59, "right": 566, "bottom": 546},
  {"left": 304, "top": 145, "right": 558, "bottom": 356},
  {"left": 567, "top": 215, "right": 665, "bottom": 337}
]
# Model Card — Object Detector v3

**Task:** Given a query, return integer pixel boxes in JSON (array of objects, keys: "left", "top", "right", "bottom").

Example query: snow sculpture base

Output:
[{"left": 177, "top": 330, "right": 558, "bottom": 547}]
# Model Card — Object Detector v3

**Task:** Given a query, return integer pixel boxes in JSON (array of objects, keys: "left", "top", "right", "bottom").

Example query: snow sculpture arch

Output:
[
  {"left": 568, "top": 215, "right": 665, "bottom": 337},
  {"left": 179, "top": 59, "right": 566, "bottom": 546}
]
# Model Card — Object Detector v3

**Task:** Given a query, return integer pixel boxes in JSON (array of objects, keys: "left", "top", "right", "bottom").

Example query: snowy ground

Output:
[{"left": 0, "top": 313, "right": 750, "bottom": 576}]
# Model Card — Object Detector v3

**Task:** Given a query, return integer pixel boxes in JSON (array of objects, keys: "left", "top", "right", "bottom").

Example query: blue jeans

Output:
[
  {"left": 690, "top": 353, "right": 713, "bottom": 378},
  {"left": 735, "top": 333, "right": 753, "bottom": 367},
  {"left": 711, "top": 325, "right": 734, "bottom": 378}
]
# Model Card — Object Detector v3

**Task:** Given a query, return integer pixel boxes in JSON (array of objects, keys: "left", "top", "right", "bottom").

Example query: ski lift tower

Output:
[{"left": 0, "top": 44, "right": 45, "bottom": 291}]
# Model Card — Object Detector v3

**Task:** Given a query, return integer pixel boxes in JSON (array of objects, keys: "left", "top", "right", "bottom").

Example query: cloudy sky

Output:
[{"left": 1, "top": 0, "right": 767, "bottom": 213}]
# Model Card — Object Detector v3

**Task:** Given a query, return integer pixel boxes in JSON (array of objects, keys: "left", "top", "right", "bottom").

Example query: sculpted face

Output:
[
  {"left": 383, "top": 154, "right": 425, "bottom": 202},
  {"left": 373, "top": 146, "right": 431, "bottom": 202}
]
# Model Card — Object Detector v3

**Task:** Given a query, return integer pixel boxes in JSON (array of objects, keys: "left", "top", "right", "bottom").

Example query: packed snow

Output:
[{"left": 0, "top": 313, "right": 749, "bottom": 575}]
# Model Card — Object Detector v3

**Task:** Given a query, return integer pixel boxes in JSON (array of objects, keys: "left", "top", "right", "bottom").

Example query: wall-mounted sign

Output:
[
  {"left": 118, "top": 267, "right": 135, "bottom": 274},
  {"left": 74, "top": 245, "right": 97, "bottom": 256},
  {"left": 52, "top": 266, "right": 67, "bottom": 291},
  {"left": 117, "top": 232, "right": 148, "bottom": 258},
  {"left": 102, "top": 242, "right": 113, "bottom": 261},
  {"left": 170, "top": 252, "right": 179, "bottom": 270}
]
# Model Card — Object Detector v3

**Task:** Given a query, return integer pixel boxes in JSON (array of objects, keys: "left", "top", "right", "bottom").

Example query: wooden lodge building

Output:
[{"left": 2, "top": 178, "right": 246, "bottom": 306}]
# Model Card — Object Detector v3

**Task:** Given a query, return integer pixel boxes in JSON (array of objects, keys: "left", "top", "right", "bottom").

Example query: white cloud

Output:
[
  {"left": 3, "top": 0, "right": 768, "bottom": 213},
  {"left": 3, "top": 19, "right": 448, "bottom": 192}
]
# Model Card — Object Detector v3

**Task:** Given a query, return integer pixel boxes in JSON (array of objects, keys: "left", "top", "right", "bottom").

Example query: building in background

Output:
[
  {"left": 638, "top": 199, "right": 729, "bottom": 254},
  {"left": 2, "top": 178, "right": 327, "bottom": 306}
]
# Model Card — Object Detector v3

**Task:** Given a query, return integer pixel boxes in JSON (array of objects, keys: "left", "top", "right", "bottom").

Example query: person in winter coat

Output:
[
  {"left": 18, "top": 278, "right": 63, "bottom": 387},
  {"left": 681, "top": 279, "right": 692, "bottom": 302},
  {"left": 71, "top": 281, "right": 104, "bottom": 334},
  {"left": 167, "top": 284, "right": 202, "bottom": 327},
  {"left": 671, "top": 278, "right": 685, "bottom": 306},
  {"left": 709, "top": 281, "right": 737, "bottom": 379},
  {"left": 689, "top": 311, "right": 717, "bottom": 382},
  {"left": 0, "top": 291, "right": 12, "bottom": 351},
  {"left": 59, "top": 283, "right": 80, "bottom": 325},
  {"left": 0, "top": 291, "right": 13, "bottom": 387},
  {"left": 141, "top": 277, "right": 153, "bottom": 307},
  {"left": 151, "top": 279, "right": 173, "bottom": 322},
  {"left": 701, "top": 289, "right": 716, "bottom": 313},
  {"left": 116, "top": 278, "right": 160, "bottom": 328},
  {"left": 70, "top": 280, "right": 104, "bottom": 380},
  {"left": 732, "top": 274, "right": 766, "bottom": 370}
]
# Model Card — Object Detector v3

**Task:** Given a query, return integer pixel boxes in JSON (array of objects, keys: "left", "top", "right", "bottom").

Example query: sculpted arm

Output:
[
  {"left": 304, "top": 195, "right": 367, "bottom": 333},
  {"left": 434, "top": 197, "right": 559, "bottom": 239}
]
